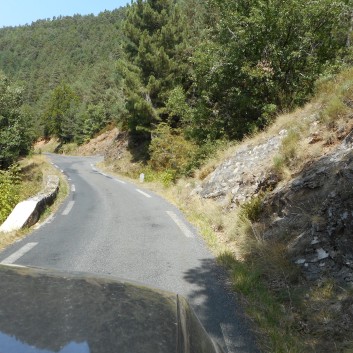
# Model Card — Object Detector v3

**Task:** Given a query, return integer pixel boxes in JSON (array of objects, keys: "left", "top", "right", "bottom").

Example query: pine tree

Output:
[{"left": 121, "top": 0, "right": 190, "bottom": 147}]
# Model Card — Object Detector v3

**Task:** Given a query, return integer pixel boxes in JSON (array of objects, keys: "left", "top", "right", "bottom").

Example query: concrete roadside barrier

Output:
[{"left": 0, "top": 175, "right": 59, "bottom": 233}]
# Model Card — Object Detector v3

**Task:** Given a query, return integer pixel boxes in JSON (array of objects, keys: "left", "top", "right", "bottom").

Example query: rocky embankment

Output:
[
  {"left": 267, "top": 132, "right": 353, "bottom": 285},
  {"left": 195, "top": 130, "right": 287, "bottom": 205},
  {"left": 76, "top": 128, "right": 126, "bottom": 156},
  {"left": 195, "top": 127, "right": 353, "bottom": 286}
]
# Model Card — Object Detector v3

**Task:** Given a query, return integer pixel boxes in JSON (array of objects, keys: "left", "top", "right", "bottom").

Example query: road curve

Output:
[{"left": 0, "top": 154, "right": 260, "bottom": 353}]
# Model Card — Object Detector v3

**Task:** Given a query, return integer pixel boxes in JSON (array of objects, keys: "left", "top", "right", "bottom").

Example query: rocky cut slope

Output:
[
  {"left": 192, "top": 71, "right": 353, "bottom": 351},
  {"left": 197, "top": 126, "right": 353, "bottom": 286},
  {"left": 265, "top": 132, "right": 353, "bottom": 285}
]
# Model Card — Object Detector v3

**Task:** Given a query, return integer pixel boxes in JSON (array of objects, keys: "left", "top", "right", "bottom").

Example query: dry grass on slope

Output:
[
  {"left": 198, "top": 68, "right": 353, "bottom": 353},
  {"left": 96, "top": 67, "right": 353, "bottom": 352},
  {"left": 138, "top": 68, "right": 353, "bottom": 352}
]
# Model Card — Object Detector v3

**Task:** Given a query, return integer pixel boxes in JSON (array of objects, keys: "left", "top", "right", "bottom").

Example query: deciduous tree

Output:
[{"left": 0, "top": 72, "right": 33, "bottom": 168}]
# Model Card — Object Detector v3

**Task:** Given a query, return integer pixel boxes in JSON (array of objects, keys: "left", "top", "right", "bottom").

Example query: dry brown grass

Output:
[
  {"left": 33, "top": 138, "right": 61, "bottom": 154},
  {"left": 102, "top": 148, "right": 145, "bottom": 180},
  {"left": 18, "top": 155, "right": 61, "bottom": 200},
  {"left": 98, "top": 67, "right": 353, "bottom": 353}
]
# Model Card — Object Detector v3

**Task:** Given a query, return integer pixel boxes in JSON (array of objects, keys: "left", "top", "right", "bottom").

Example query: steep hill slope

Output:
[
  {"left": 0, "top": 10, "right": 125, "bottom": 104},
  {"left": 0, "top": 9, "right": 126, "bottom": 145},
  {"left": 188, "top": 69, "right": 353, "bottom": 352},
  {"left": 73, "top": 68, "right": 353, "bottom": 352}
]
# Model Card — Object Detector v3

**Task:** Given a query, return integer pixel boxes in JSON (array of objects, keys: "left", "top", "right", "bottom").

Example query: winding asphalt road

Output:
[{"left": 0, "top": 154, "right": 260, "bottom": 353}]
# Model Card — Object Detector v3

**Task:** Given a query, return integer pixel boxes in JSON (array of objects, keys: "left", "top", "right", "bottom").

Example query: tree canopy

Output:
[
  {"left": 0, "top": 0, "right": 351, "bottom": 172},
  {"left": 189, "top": 0, "right": 352, "bottom": 140},
  {"left": 0, "top": 72, "right": 34, "bottom": 168},
  {"left": 0, "top": 9, "right": 126, "bottom": 145},
  {"left": 119, "top": 0, "right": 192, "bottom": 146}
]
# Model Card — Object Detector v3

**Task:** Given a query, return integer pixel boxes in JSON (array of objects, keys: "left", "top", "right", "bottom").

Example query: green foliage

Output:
[
  {"left": 121, "top": 0, "right": 193, "bottom": 146},
  {"left": 0, "top": 72, "right": 34, "bottom": 168},
  {"left": 239, "top": 195, "right": 264, "bottom": 223},
  {"left": 190, "top": 0, "right": 351, "bottom": 141},
  {"left": 0, "top": 10, "right": 126, "bottom": 142},
  {"left": 0, "top": 0, "right": 352, "bottom": 182},
  {"left": 78, "top": 60, "right": 126, "bottom": 137},
  {"left": 0, "top": 11, "right": 125, "bottom": 106},
  {"left": 0, "top": 165, "right": 21, "bottom": 223},
  {"left": 84, "top": 103, "right": 106, "bottom": 138},
  {"left": 42, "top": 74, "right": 124, "bottom": 144},
  {"left": 117, "top": 58, "right": 157, "bottom": 143},
  {"left": 148, "top": 123, "right": 196, "bottom": 177},
  {"left": 42, "top": 83, "right": 79, "bottom": 142},
  {"left": 165, "top": 86, "right": 194, "bottom": 127},
  {"left": 143, "top": 167, "right": 176, "bottom": 188},
  {"left": 159, "top": 170, "right": 176, "bottom": 187}
]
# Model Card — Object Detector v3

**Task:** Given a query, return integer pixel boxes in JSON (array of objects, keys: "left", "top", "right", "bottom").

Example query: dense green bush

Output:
[
  {"left": 149, "top": 123, "right": 196, "bottom": 178},
  {"left": 0, "top": 72, "right": 34, "bottom": 168},
  {"left": 190, "top": 0, "right": 350, "bottom": 141}
]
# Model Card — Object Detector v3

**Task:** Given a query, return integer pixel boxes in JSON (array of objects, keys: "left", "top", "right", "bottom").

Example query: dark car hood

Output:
[{"left": 0, "top": 265, "right": 221, "bottom": 353}]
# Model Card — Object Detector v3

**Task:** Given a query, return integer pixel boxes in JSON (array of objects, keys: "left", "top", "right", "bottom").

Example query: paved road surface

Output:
[{"left": 0, "top": 154, "right": 260, "bottom": 353}]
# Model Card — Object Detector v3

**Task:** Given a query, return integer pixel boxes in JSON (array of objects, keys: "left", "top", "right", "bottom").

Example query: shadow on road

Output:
[{"left": 183, "top": 258, "right": 260, "bottom": 353}]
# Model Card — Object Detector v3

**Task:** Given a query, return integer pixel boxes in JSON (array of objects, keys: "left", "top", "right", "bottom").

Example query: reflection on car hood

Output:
[
  {"left": 0, "top": 332, "right": 89, "bottom": 353},
  {"left": 0, "top": 265, "right": 221, "bottom": 353}
]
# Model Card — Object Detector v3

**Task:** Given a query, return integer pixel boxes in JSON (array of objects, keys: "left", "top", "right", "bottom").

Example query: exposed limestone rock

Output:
[
  {"left": 194, "top": 118, "right": 353, "bottom": 285},
  {"left": 263, "top": 134, "right": 353, "bottom": 284},
  {"left": 196, "top": 130, "right": 287, "bottom": 204}
]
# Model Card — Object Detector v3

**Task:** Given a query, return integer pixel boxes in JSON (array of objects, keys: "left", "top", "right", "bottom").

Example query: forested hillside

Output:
[
  {"left": 0, "top": 9, "right": 126, "bottom": 145},
  {"left": 2, "top": 2, "right": 353, "bottom": 350},
  {"left": 0, "top": 0, "right": 352, "bottom": 173}
]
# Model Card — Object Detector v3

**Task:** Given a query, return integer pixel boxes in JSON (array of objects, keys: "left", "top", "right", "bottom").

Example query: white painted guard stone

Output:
[
  {"left": 0, "top": 200, "right": 38, "bottom": 233},
  {"left": 0, "top": 175, "right": 59, "bottom": 233}
]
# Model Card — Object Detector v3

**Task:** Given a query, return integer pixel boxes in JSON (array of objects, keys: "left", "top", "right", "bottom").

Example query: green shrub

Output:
[
  {"left": 159, "top": 170, "right": 176, "bottom": 187},
  {"left": 239, "top": 194, "right": 264, "bottom": 222},
  {"left": 143, "top": 167, "right": 176, "bottom": 188},
  {"left": 149, "top": 123, "right": 196, "bottom": 178},
  {"left": 0, "top": 73, "right": 34, "bottom": 168},
  {"left": 185, "top": 139, "right": 226, "bottom": 177},
  {"left": 0, "top": 165, "right": 21, "bottom": 224}
]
